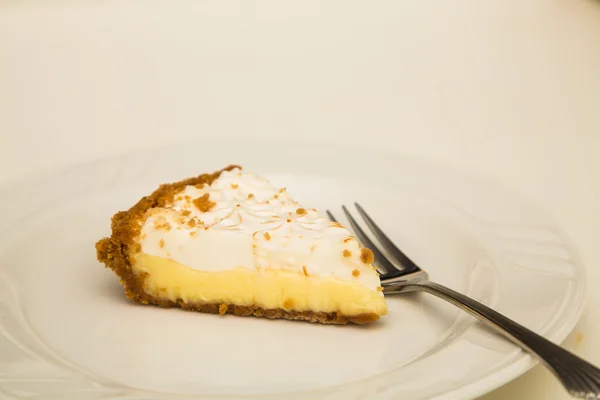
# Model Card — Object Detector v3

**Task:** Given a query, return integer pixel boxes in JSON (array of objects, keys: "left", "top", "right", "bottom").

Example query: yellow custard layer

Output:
[{"left": 133, "top": 253, "right": 387, "bottom": 317}]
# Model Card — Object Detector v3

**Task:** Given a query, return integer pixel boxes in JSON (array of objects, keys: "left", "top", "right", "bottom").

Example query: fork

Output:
[{"left": 328, "top": 203, "right": 600, "bottom": 399}]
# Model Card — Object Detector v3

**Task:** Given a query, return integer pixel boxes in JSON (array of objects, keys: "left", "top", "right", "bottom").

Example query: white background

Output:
[{"left": 1, "top": 1, "right": 599, "bottom": 399}]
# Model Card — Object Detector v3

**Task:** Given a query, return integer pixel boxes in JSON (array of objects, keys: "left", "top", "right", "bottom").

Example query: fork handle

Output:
[{"left": 387, "top": 280, "right": 599, "bottom": 399}]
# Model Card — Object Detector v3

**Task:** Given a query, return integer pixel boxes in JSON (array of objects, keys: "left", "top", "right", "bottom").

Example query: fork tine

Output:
[
  {"left": 354, "top": 203, "right": 421, "bottom": 273},
  {"left": 340, "top": 206, "right": 399, "bottom": 275},
  {"left": 326, "top": 210, "right": 338, "bottom": 223}
]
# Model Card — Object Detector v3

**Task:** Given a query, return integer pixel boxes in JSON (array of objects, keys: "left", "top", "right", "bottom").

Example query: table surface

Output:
[{"left": 1, "top": 1, "right": 599, "bottom": 399}]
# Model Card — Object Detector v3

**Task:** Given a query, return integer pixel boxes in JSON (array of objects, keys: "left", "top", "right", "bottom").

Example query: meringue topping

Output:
[{"left": 138, "top": 168, "right": 383, "bottom": 292}]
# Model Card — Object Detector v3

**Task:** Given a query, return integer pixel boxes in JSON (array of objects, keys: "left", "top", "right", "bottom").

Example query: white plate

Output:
[{"left": 0, "top": 141, "right": 585, "bottom": 400}]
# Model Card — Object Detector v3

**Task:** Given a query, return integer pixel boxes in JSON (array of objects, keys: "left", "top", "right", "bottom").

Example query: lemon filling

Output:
[{"left": 134, "top": 253, "right": 387, "bottom": 316}]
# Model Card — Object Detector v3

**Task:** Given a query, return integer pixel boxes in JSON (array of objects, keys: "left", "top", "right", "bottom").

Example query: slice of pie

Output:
[{"left": 96, "top": 165, "right": 387, "bottom": 324}]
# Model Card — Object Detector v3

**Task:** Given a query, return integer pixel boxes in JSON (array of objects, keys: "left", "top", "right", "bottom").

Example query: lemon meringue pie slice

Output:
[{"left": 96, "top": 166, "right": 387, "bottom": 324}]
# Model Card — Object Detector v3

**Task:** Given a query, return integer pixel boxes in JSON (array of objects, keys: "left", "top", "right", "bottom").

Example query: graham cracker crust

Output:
[
  {"left": 145, "top": 297, "right": 378, "bottom": 325},
  {"left": 95, "top": 165, "right": 379, "bottom": 325}
]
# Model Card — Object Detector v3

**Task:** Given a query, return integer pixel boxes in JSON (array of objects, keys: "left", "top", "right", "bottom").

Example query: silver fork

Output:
[{"left": 328, "top": 203, "right": 600, "bottom": 399}]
